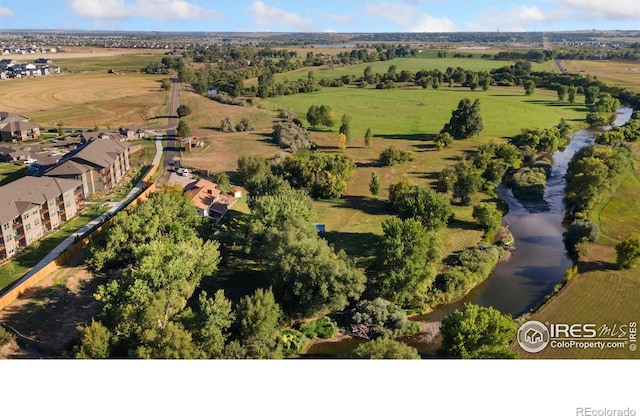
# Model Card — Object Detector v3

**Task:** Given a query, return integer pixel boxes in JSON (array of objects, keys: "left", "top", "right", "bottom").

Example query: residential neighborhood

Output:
[
  {"left": 0, "top": 112, "right": 41, "bottom": 142},
  {"left": 0, "top": 58, "right": 60, "bottom": 80},
  {"left": 0, "top": 176, "right": 83, "bottom": 260}
]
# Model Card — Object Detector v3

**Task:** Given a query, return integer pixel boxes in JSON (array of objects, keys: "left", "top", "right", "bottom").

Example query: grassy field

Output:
[
  {"left": 0, "top": 163, "right": 27, "bottom": 186},
  {"left": 59, "top": 52, "right": 166, "bottom": 74},
  {"left": 270, "top": 56, "right": 555, "bottom": 85},
  {"left": 562, "top": 59, "right": 640, "bottom": 92},
  {"left": 181, "top": 79, "right": 587, "bottom": 263},
  {"left": 0, "top": 72, "right": 169, "bottom": 129}
]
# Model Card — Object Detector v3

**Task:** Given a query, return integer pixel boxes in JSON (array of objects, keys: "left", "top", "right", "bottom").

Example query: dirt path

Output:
[{"left": 0, "top": 250, "right": 101, "bottom": 359}]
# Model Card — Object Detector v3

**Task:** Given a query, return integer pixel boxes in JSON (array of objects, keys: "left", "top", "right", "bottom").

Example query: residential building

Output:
[
  {"left": 0, "top": 112, "right": 41, "bottom": 142},
  {"left": 185, "top": 178, "right": 236, "bottom": 220},
  {"left": 0, "top": 176, "right": 83, "bottom": 260},
  {"left": 45, "top": 136, "right": 130, "bottom": 198}
]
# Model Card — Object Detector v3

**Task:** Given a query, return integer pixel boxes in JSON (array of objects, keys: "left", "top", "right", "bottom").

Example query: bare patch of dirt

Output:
[{"left": 0, "top": 250, "right": 103, "bottom": 358}]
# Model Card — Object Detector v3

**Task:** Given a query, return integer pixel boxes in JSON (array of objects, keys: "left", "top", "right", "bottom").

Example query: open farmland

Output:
[
  {"left": 562, "top": 59, "right": 640, "bottom": 92},
  {"left": 0, "top": 72, "right": 169, "bottom": 129}
]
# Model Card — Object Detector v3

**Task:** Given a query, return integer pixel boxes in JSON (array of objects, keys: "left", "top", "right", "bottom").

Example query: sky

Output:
[{"left": 0, "top": 0, "right": 639, "bottom": 33}]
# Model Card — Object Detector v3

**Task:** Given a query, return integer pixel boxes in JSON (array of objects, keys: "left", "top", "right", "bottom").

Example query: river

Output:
[{"left": 304, "top": 108, "right": 633, "bottom": 357}]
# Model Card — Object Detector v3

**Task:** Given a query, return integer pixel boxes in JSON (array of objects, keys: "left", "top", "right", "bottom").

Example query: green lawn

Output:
[
  {"left": 0, "top": 163, "right": 27, "bottom": 186},
  {"left": 268, "top": 85, "right": 585, "bottom": 141},
  {"left": 61, "top": 54, "right": 166, "bottom": 73},
  {"left": 0, "top": 205, "right": 107, "bottom": 293}
]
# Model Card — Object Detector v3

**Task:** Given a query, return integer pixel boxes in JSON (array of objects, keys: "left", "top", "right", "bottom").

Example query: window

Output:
[
  {"left": 2, "top": 223, "right": 9, "bottom": 231},
  {"left": 25, "top": 223, "right": 31, "bottom": 231}
]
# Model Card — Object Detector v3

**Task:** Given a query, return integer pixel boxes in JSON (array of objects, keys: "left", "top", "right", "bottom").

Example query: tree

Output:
[
  {"left": 347, "top": 337, "right": 420, "bottom": 359},
  {"left": 220, "top": 117, "right": 234, "bottom": 133},
  {"left": 306, "top": 104, "right": 321, "bottom": 127},
  {"left": 74, "top": 319, "right": 112, "bottom": 359},
  {"left": 616, "top": 233, "right": 640, "bottom": 269},
  {"left": 193, "top": 290, "right": 234, "bottom": 358},
  {"left": 557, "top": 85, "right": 568, "bottom": 101},
  {"left": 262, "top": 217, "right": 366, "bottom": 317},
  {"left": 364, "top": 127, "right": 373, "bottom": 148},
  {"left": 441, "top": 98, "right": 483, "bottom": 139},
  {"left": 567, "top": 86, "right": 577, "bottom": 103},
  {"left": 237, "top": 155, "right": 272, "bottom": 185},
  {"left": 433, "top": 132, "right": 453, "bottom": 150},
  {"left": 379, "top": 146, "right": 414, "bottom": 166},
  {"left": 213, "top": 171, "right": 230, "bottom": 192},
  {"left": 235, "top": 117, "right": 254, "bottom": 132},
  {"left": 176, "top": 120, "right": 190, "bottom": 138},
  {"left": 338, "top": 132, "right": 347, "bottom": 151},
  {"left": 349, "top": 298, "right": 419, "bottom": 339},
  {"left": 176, "top": 104, "right": 192, "bottom": 118},
  {"left": 235, "top": 288, "right": 283, "bottom": 359},
  {"left": 272, "top": 120, "right": 311, "bottom": 152},
  {"left": 523, "top": 79, "right": 535, "bottom": 95},
  {"left": 161, "top": 78, "right": 171, "bottom": 91},
  {"left": 339, "top": 114, "right": 353, "bottom": 142},
  {"left": 388, "top": 181, "right": 453, "bottom": 231},
  {"left": 373, "top": 217, "right": 442, "bottom": 307},
  {"left": 472, "top": 202, "right": 503, "bottom": 238},
  {"left": 369, "top": 172, "right": 381, "bottom": 196},
  {"left": 453, "top": 162, "right": 484, "bottom": 206},
  {"left": 439, "top": 304, "right": 517, "bottom": 359}
]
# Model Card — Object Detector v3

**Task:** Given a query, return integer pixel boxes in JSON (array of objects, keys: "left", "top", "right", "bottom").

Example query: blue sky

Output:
[{"left": 1, "top": 1, "right": 639, "bottom": 33}]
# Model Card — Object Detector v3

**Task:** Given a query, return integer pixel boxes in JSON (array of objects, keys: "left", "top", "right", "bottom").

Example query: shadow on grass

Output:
[
  {"left": 448, "top": 217, "right": 482, "bottom": 232},
  {"left": 0, "top": 167, "right": 28, "bottom": 186},
  {"left": 332, "top": 196, "right": 390, "bottom": 217},
  {"left": 323, "top": 231, "right": 379, "bottom": 262},
  {"left": 375, "top": 133, "right": 433, "bottom": 141}
]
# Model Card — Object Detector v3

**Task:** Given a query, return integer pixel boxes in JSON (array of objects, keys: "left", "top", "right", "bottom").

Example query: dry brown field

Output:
[
  {"left": 0, "top": 72, "right": 169, "bottom": 129},
  {"left": 562, "top": 60, "right": 640, "bottom": 92}
]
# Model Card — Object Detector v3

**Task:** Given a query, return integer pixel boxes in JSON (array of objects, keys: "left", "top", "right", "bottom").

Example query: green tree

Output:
[
  {"left": 339, "top": 114, "right": 353, "bottom": 142},
  {"left": 193, "top": 290, "right": 234, "bottom": 358},
  {"left": 441, "top": 98, "right": 483, "bottom": 139},
  {"left": 364, "top": 127, "right": 373, "bottom": 148},
  {"left": 473, "top": 202, "right": 503, "bottom": 238},
  {"left": 557, "top": 84, "right": 568, "bottom": 101},
  {"left": 74, "top": 319, "right": 112, "bottom": 359},
  {"left": 347, "top": 337, "right": 420, "bottom": 359},
  {"left": 176, "top": 120, "right": 190, "bottom": 138},
  {"left": 433, "top": 132, "right": 454, "bottom": 150},
  {"left": 349, "top": 298, "right": 419, "bottom": 339},
  {"left": 176, "top": 104, "right": 192, "bottom": 118},
  {"left": 237, "top": 155, "right": 271, "bottom": 185},
  {"left": 272, "top": 120, "right": 311, "bottom": 152},
  {"left": 379, "top": 146, "right": 414, "bottom": 166},
  {"left": 439, "top": 304, "right": 517, "bottom": 359},
  {"left": 373, "top": 217, "right": 442, "bottom": 307},
  {"left": 213, "top": 171, "right": 230, "bottom": 192},
  {"left": 235, "top": 117, "right": 254, "bottom": 132},
  {"left": 523, "top": 79, "right": 535, "bottom": 95},
  {"left": 453, "top": 162, "right": 484, "bottom": 206},
  {"left": 567, "top": 86, "right": 576, "bottom": 103},
  {"left": 161, "top": 78, "right": 171, "bottom": 91},
  {"left": 262, "top": 217, "right": 366, "bottom": 317},
  {"left": 220, "top": 116, "right": 234, "bottom": 133},
  {"left": 235, "top": 288, "right": 283, "bottom": 359},
  {"left": 369, "top": 172, "right": 381, "bottom": 196},
  {"left": 306, "top": 104, "right": 321, "bottom": 127},
  {"left": 388, "top": 181, "right": 453, "bottom": 231},
  {"left": 616, "top": 233, "right": 640, "bottom": 269}
]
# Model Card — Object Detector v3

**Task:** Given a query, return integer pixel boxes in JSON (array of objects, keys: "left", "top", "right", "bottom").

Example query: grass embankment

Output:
[
  {"left": 0, "top": 205, "right": 108, "bottom": 293},
  {"left": 515, "top": 143, "right": 640, "bottom": 359},
  {"left": 0, "top": 72, "right": 168, "bottom": 129}
]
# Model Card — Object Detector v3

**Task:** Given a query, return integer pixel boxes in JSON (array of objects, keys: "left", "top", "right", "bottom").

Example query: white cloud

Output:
[
  {"left": 365, "top": 2, "right": 457, "bottom": 32},
  {"left": 471, "top": 4, "right": 564, "bottom": 32},
  {"left": 67, "top": 0, "right": 222, "bottom": 21},
  {"left": 67, "top": 0, "right": 129, "bottom": 19},
  {"left": 249, "top": 1, "right": 317, "bottom": 31},
  {"left": 559, "top": 0, "right": 640, "bottom": 20},
  {"left": 0, "top": 7, "right": 15, "bottom": 17}
]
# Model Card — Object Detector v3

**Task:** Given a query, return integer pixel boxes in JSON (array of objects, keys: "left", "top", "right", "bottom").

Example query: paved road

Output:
[
  {"left": 0, "top": 79, "right": 176, "bottom": 297},
  {"left": 158, "top": 78, "right": 181, "bottom": 184}
]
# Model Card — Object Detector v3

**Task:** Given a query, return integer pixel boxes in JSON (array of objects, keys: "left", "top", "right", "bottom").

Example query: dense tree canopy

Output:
[
  {"left": 347, "top": 338, "right": 420, "bottom": 359},
  {"left": 439, "top": 304, "right": 516, "bottom": 359},
  {"left": 388, "top": 181, "right": 453, "bottom": 231}
]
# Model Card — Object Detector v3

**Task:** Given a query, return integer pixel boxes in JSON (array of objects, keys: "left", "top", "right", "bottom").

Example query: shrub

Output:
[
  {"left": 379, "top": 146, "right": 414, "bottom": 166},
  {"left": 221, "top": 117, "right": 234, "bottom": 133},
  {"left": 0, "top": 326, "right": 14, "bottom": 346},
  {"left": 235, "top": 117, "right": 254, "bottom": 132},
  {"left": 298, "top": 317, "right": 339, "bottom": 339},
  {"left": 349, "top": 298, "right": 419, "bottom": 339},
  {"left": 280, "top": 329, "right": 308, "bottom": 357}
]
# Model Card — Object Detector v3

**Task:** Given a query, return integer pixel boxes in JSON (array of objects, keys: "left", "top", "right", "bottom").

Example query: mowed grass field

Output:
[{"left": 0, "top": 72, "right": 169, "bottom": 129}]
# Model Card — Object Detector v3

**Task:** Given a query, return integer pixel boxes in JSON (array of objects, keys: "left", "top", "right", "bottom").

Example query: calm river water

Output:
[{"left": 305, "top": 108, "right": 633, "bottom": 357}]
